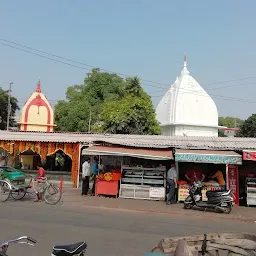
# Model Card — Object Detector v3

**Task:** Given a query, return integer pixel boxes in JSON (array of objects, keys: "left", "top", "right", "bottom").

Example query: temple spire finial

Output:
[
  {"left": 184, "top": 53, "right": 187, "bottom": 67},
  {"left": 36, "top": 80, "right": 41, "bottom": 93},
  {"left": 181, "top": 53, "right": 189, "bottom": 75}
]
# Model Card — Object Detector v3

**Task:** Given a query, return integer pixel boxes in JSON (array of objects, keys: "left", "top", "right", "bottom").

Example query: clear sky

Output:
[{"left": 1, "top": 0, "right": 256, "bottom": 120}]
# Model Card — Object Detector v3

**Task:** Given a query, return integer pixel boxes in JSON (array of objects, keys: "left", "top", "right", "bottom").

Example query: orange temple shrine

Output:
[{"left": 18, "top": 80, "right": 56, "bottom": 132}]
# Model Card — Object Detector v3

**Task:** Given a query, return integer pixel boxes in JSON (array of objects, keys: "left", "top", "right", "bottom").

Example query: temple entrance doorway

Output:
[
  {"left": 19, "top": 149, "right": 42, "bottom": 170},
  {"left": 46, "top": 150, "right": 72, "bottom": 172}
]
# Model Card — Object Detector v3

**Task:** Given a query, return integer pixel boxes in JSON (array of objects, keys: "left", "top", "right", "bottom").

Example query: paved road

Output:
[{"left": 0, "top": 200, "right": 255, "bottom": 256}]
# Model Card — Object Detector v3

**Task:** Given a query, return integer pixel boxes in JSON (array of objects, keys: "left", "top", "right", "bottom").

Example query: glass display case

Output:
[
  {"left": 119, "top": 166, "right": 166, "bottom": 200},
  {"left": 246, "top": 177, "right": 256, "bottom": 206}
]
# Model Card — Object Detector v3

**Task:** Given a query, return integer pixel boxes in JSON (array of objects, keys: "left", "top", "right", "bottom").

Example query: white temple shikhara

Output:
[{"left": 156, "top": 55, "right": 219, "bottom": 137}]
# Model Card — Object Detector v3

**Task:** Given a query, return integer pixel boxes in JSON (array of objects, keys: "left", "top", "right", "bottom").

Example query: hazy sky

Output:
[{"left": 1, "top": 1, "right": 256, "bottom": 120}]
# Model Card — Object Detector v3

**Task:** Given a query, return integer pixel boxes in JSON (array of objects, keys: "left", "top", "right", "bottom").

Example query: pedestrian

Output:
[
  {"left": 166, "top": 163, "right": 177, "bottom": 205},
  {"left": 81, "top": 158, "right": 91, "bottom": 196},
  {"left": 91, "top": 157, "right": 99, "bottom": 196}
]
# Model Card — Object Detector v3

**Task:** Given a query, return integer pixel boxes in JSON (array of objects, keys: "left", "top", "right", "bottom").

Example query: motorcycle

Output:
[
  {"left": 184, "top": 180, "right": 234, "bottom": 214},
  {"left": 0, "top": 236, "right": 87, "bottom": 256}
]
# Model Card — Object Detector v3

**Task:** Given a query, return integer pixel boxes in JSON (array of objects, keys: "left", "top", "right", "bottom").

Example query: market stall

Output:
[
  {"left": 241, "top": 150, "right": 256, "bottom": 206},
  {"left": 174, "top": 149, "right": 242, "bottom": 205},
  {"left": 82, "top": 145, "right": 173, "bottom": 199}
]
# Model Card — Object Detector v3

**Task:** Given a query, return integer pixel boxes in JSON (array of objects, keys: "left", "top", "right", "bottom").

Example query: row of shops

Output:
[
  {"left": 81, "top": 145, "right": 256, "bottom": 207},
  {"left": 0, "top": 131, "right": 256, "bottom": 207}
]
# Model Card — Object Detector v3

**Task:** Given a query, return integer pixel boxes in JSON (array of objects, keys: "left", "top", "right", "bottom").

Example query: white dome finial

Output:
[{"left": 181, "top": 53, "right": 189, "bottom": 75}]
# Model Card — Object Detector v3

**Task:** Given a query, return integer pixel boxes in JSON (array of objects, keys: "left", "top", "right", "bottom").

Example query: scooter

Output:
[
  {"left": 0, "top": 236, "right": 87, "bottom": 256},
  {"left": 184, "top": 180, "right": 234, "bottom": 214}
]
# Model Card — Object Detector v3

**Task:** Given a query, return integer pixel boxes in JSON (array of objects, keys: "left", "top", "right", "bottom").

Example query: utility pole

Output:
[
  {"left": 88, "top": 110, "right": 92, "bottom": 133},
  {"left": 6, "top": 82, "right": 13, "bottom": 131}
]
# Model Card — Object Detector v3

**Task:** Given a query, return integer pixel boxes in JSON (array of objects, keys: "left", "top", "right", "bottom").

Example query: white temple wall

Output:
[{"left": 160, "top": 125, "right": 218, "bottom": 137}]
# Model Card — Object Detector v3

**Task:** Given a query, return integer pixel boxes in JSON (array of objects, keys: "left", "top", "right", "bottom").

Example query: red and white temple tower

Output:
[{"left": 18, "top": 80, "right": 56, "bottom": 132}]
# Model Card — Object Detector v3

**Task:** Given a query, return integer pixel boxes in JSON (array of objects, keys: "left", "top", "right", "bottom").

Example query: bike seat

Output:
[
  {"left": 52, "top": 242, "right": 87, "bottom": 256},
  {"left": 206, "top": 190, "right": 230, "bottom": 198}
]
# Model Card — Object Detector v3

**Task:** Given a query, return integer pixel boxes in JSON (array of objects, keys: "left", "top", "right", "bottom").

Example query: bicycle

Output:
[
  {"left": 0, "top": 236, "right": 87, "bottom": 256},
  {"left": 0, "top": 180, "right": 11, "bottom": 202},
  {"left": 2, "top": 176, "right": 62, "bottom": 205}
]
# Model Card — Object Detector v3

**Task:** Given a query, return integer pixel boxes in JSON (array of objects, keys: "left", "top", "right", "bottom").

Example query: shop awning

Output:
[
  {"left": 243, "top": 150, "right": 256, "bottom": 161},
  {"left": 82, "top": 145, "right": 173, "bottom": 160},
  {"left": 175, "top": 149, "right": 242, "bottom": 165}
]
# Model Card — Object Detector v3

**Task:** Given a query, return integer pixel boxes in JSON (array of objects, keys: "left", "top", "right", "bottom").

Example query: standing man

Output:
[
  {"left": 81, "top": 158, "right": 91, "bottom": 196},
  {"left": 91, "top": 157, "right": 99, "bottom": 196},
  {"left": 166, "top": 163, "right": 177, "bottom": 205}
]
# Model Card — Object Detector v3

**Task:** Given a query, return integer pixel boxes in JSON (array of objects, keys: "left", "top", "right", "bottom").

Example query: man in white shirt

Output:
[
  {"left": 166, "top": 163, "right": 177, "bottom": 205},
  {"left": 81, "top": 158, "right": 91, "bottom": 196}
]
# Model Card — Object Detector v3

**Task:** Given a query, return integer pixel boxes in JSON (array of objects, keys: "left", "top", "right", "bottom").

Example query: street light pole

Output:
[{"left": 6, "top": 82, "right": 13, "bottom": 131}]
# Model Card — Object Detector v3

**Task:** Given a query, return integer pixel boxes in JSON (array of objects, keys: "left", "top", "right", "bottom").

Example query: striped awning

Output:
[{"left": 82, "top": 145, "right": 173, "bottom": 160}]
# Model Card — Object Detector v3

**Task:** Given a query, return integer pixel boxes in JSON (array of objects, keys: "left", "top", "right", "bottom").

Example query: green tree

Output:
[
  {"left": 55, "top": 69, "right": 126, "bottom": 132},
  {"left": 94, "top": 77, "right": 161, "bottom": 134},
  {"left": 218, "top": 116, "right": 244, "bottom": 128},
  {"left": 54, "top": 70, "right": 160, "bottom": 134},
  {"left": 239, "top": 114, "right": 256, "bottom": 137},
  {"left": 0, "top": 88, "right": 19, "bottom": 130}
]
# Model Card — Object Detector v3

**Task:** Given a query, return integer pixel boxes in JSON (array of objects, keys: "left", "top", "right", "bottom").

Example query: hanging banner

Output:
[
  {"left": 243, "top": 151, "right": 256, "bottom": 161},
  {"left": 227, "top": 164, "right": 239, "bottom": 205}
]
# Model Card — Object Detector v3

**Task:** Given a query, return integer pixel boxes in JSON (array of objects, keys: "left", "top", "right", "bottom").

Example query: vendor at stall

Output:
[
  {"left": 210, "top": 170, "right": 226, "bottom": 190},
  {"left": 98, "top": 157, "right": 104, "bottom": 173},
  {"left": 91, "top": 157, "right": 99, "bottom": 196},
  {"left": 185, "top": 165, "right": 205, "bottom": 184}
]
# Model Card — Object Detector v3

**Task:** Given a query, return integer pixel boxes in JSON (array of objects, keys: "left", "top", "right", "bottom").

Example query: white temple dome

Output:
[{"left": 156, "top": 55, "right": 219, "bottom": 137}]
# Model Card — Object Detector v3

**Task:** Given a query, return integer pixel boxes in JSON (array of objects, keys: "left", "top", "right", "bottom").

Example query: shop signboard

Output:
[
  {"left": 178, "top": 185, "right": 190, "bottom": 201},
  {"left": 227, "top": 164, "right": 239, "bottom": 205},
  {"left": 178, "top": 185, "right": 221, "bottom": 202},
  {"left": 243, "top": 151, "right": 256, "bottom": 161},
  {"left": 149, "top": 187, "right": 165, "bottom": 198},
  {"left": 175, "top": 153, "right": 242, "bottom": 164}
]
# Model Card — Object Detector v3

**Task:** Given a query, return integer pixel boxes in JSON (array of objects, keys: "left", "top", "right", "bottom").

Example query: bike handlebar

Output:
[
  {"left": 27, "top": 237, "right": 37, "bottom": 244},
  {"left": 0, "top": 236, "right": 37, "bottom": 248}
]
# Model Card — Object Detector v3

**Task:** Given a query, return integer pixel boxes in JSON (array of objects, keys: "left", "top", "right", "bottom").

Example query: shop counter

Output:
[
  {"left": 95, "top": 179, "right": 119, "bottom": 198},
  {"left": 178, "top": 184, "right": 221, "bottom": 202},
  {"left": 95, "top": 172, "right": 121, "bottom": 198}
]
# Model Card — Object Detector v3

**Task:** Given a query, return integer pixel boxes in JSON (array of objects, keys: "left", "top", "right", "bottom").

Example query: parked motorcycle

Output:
[
  {"left": 0, "top": 236, "right": 87, "bottom": 256},
  {"left": 184, "top": 180, "right": 234, "bottom": 214}
]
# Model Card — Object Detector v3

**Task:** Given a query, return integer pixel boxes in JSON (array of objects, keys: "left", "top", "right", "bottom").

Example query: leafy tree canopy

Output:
[
  {"left": 218, "top": 116, "right": 244, "bottom": 128},
  {"left": 0, "top": 88, "right": 19, "bottom": 130},
  {"left": 239, "top": 114, "right": 256, "bottom": 137},
  {"left": 54, "top": 69, "right": 160, "bottom": 134}
]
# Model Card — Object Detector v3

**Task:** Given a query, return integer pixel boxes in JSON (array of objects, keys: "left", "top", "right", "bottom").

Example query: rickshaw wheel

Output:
[
  {"left": 11, "top": 189, "right": 26, "bottom": 200},
  {"left": 0, "top": 180, "right": 11, "bottom": 202}
]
